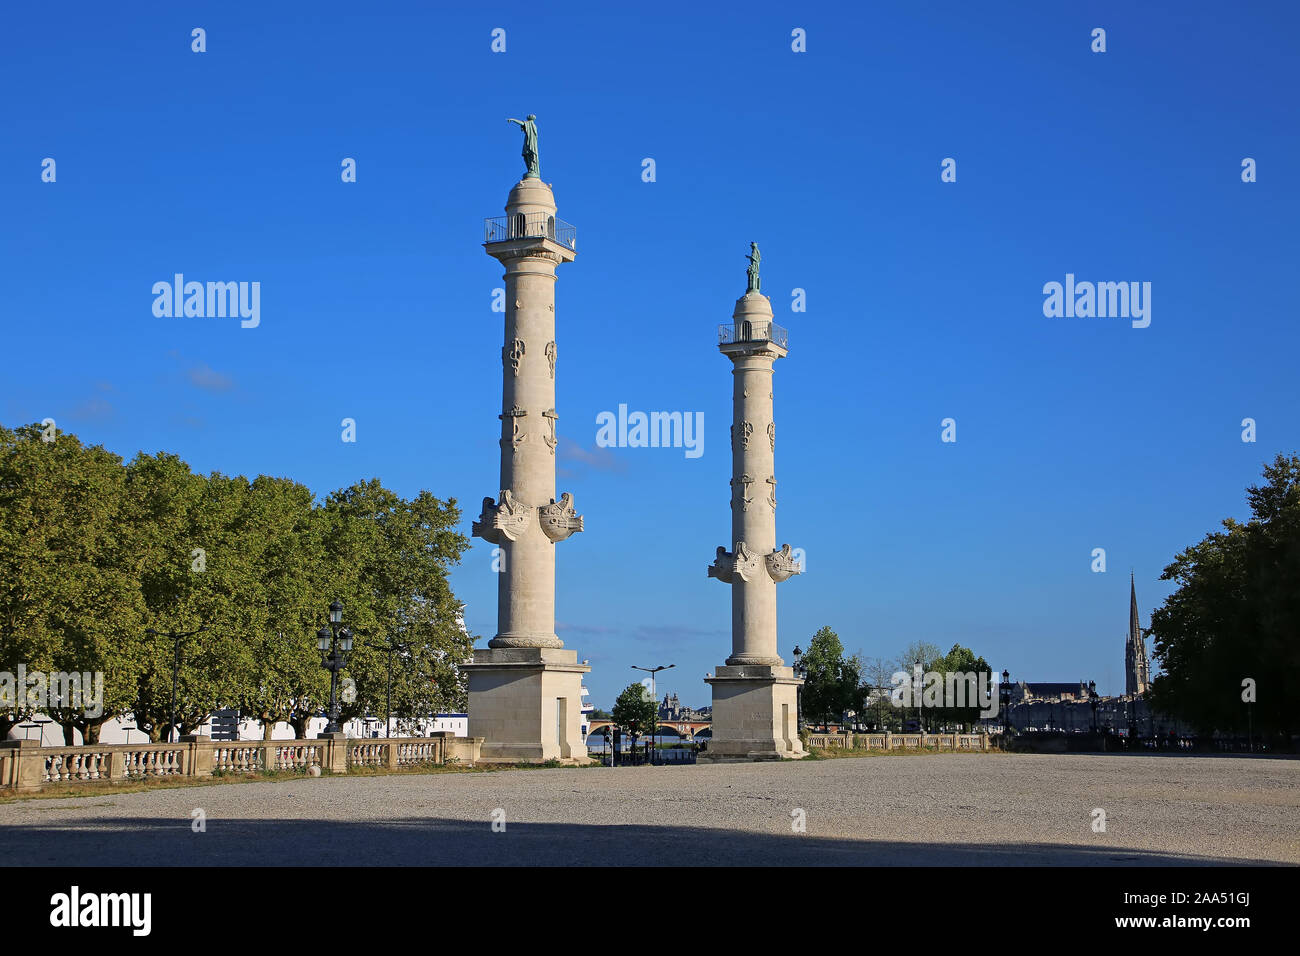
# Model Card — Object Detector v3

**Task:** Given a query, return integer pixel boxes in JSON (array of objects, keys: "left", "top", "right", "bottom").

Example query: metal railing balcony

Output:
[
  {"left": 719, "top": 321, "right": 789, "bottom": 349},
  {"left": 484, "top": 212, "right": 577, "bottom": 250}
]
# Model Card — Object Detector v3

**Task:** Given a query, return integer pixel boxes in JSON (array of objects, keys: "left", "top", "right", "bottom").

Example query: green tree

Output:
[
  {"left": 0, "top": 425, "right": 147, "bottom": 743},
  {"left": 802, "top": 626, "right": 858, "bottom": 730},
  {"left": 315, "top": 479, "right": 472, "bottom": 734},
  {"left": 930, "top": 644, "right": 993, "bottom": 731},
  {"left": 612, "top": 682, "right": 656, "bottom": 747},
  {"left": 1149, "top": 454, "right": 1300, "bottom": 739}
]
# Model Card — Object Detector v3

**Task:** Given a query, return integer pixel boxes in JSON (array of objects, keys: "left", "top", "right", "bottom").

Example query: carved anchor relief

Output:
[
  {"left": 545, "top": 341, "right": 557, "bottom": 379},
  {"left": 766, "top": 475, "right": 777, "bottom": 510},
  {"left": 730, "top": 474, "right": 754, "bottom": 512},
  {"left": 542, "top": 408, "right": 558, "bottom": 454},
  {"left": 499, "top": 405, "right": 527, "bottom": 449}
]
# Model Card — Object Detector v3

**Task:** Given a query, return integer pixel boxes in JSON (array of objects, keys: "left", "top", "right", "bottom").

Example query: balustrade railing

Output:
[
  {"left": 3, "top": 733, "right": 476, "bottom": 793},
  {"left": 484, "top": 213, "right": 576, "bottom": 249},
  {"left": 719, "top": 321, "right": 789, "bottom": 348},
  {"left": 805, "top": 732, "right": 989, "bottom": 752}
]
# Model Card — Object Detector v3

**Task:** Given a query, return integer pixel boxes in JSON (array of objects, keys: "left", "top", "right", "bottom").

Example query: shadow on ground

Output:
[{"left": 4, "top": 816, "right": 1266, "bottom": 866}]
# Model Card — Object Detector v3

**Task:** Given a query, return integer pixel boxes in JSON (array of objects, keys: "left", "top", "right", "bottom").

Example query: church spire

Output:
[
  {"left": 1125, "top": 572, "right": 1151, "bottom": 696},
  {"left": 1129, "top": 572, "right": 1140, "bottom": 645}
]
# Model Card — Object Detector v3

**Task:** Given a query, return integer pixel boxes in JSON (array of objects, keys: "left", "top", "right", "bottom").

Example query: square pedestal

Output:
[
  {"left": 464, "top": 646, "right": 591, "bottom": 764},
  {"left": 700, "top": 664, "right": 805, "bottom": 762}
]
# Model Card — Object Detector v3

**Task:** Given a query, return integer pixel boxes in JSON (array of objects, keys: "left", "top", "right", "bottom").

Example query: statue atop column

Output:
[
  {"left": 507, "top": 114, "right": 540, "bottom": 179},
  {"left": 746, "top": 242, "right": 761, "bottom": 293}
]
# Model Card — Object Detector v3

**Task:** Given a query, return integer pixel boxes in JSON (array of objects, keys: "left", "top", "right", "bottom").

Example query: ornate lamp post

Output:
[
  {"left": 792, "top": 645, "right": 806, "bottom": 732},
  {"left": 316, "top": 600, "right": 354, "bottom": 736},
  {"left": 1089, "top": 680, "right": 1099, "bottom": 734}
]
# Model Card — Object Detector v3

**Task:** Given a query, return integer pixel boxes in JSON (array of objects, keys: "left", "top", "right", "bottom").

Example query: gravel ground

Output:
[{"left": 3, "top": 753, "right": 1297, "bottom": 866}]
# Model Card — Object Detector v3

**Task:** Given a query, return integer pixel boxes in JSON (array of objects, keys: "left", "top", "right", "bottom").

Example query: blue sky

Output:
[{"left": 3, "top": 2, "right": 1297, "bottom": 707}]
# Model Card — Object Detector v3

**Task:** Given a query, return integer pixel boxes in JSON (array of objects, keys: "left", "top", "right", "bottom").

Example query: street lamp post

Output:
[
  {"left": 316, "top": 600, "right": 354, "bottom": 736},
  {"left": 792, "top": 645, "right": 806, "bottom": 733},
  {"left": 914, "top": 658, "right": 923, "bottom": 736},
  {"left": 144, "top": 624, "right": 208, "bottom": 743},
  {"left": 631, "top": 663, "right": 674, "bottom": 765},
  {"left": 1089, "top": 680, "right": 1099, "bottom": 734},
  {"left": 1000, "top": 669, "right": 1011, "bottom": 738},
  {"left": 365, "top": 639, "right": 409, "bottom": 738}
]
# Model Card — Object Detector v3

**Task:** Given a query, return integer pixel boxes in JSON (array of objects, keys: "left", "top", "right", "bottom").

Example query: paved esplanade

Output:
[
  {"left": 704, "top": 245, "right": 805, "bottom": 761},
  {"left": 5, "top": 755, "right": 1296, "bottom": 865},
  {"left": 466, "top": 117, "right": 589, "bottom": 763}
]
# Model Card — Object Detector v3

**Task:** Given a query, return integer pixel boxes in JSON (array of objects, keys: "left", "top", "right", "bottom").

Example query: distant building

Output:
[
  {"left": 1001, "top": 576, "right": 1186, "bottom": 736},
  {"left": 659, "top": 693, "right": 707, "bottom": 721},
  {"left": 1006, "top": 681, "right": 1090, "bottom": 707}
]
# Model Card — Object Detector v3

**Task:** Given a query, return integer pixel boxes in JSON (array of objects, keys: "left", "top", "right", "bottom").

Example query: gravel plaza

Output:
[{"left": 4, "top": 753, "right": 1296, "bottom": 866}]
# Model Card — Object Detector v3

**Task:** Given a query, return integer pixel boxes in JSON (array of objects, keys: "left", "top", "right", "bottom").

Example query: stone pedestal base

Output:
[
  {"left": 699, "top": 664, "right": 805, "bottom": 762},
  {"left": 464, "top": 647, "right": 591, "bottom": 764}
]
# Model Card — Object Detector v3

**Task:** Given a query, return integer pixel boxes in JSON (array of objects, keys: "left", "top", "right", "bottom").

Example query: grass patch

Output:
[{"left": 0, "top": 755, "right": 612, "bottom": 802}]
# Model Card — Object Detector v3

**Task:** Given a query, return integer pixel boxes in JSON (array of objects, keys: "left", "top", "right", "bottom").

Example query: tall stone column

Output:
[
  {"left": 463, "top": 160, "right": 590, "bottom": 764},
  {"left": 702, "top": 248, "right": 805, "bottom": 761}
]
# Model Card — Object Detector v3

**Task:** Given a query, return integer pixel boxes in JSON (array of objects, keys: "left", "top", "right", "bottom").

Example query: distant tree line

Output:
[
  {"left": 0, "top": 423, "right": 474, "bottom": 743},
  {"left": 800, "top": 626, "right": 992, "bottom": 733}
]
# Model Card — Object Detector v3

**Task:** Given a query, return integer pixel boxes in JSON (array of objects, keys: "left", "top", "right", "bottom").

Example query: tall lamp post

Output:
[
  {"left": 914, "top": 658, "right": 924, "bottom": 735},
  {"left": 145, "top": 624, "right": 208, "bottom": 743},
  {"left": 1088, "top": 680, "right": 1099, "bottom": 734},
  {"left": 316, "top": 600, "right": 354, "bottom": 736},
  {"left": 1000, "top": 669, "right": 1011, "bottom": 737},
  {"left": 365, "top": 639, "right": 409, "bottom": 738},
  {"left": 631, "top": 663, "right": 674, "bottom": 765},
  {"left": 792, "top": 645, "right": 806, "bottom": 733}
]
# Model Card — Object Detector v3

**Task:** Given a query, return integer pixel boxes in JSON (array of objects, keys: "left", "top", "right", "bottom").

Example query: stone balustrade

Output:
[
  {"left": 806, "top": 731, "right": 989, "bottom": 751},
  {"left": 1, "top": 732, "right": 483, "bottom": 794}
]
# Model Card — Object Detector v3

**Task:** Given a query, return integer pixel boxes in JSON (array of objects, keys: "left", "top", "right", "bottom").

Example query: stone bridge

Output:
[{"left": 587, "top": 719, "right": 711, "bottom": 739}]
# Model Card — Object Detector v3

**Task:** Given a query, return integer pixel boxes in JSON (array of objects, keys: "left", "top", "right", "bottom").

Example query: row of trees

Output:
[
  {"left": 800, "top": 627, "right": 993, "bottom": 732},
  {"left": 0, "top": 423, "right": 474, "bottom": 743}
]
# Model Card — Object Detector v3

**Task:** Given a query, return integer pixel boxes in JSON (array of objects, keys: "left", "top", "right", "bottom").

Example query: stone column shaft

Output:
[
  {"left": 730, "top": 354, "right": 779, "bottom": 664},
  {"left": 473, "top": 177, "right": 581, "bottom": 650},
  {"left": 496, "top": 256, "right": 558, "bottom": 646}
]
